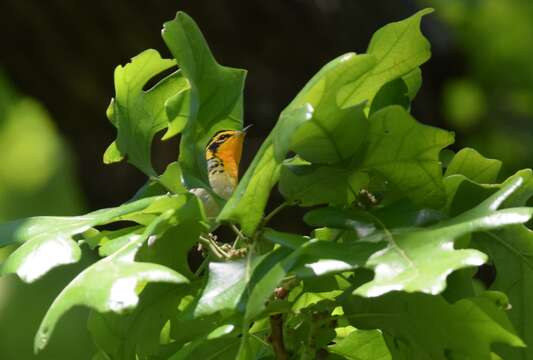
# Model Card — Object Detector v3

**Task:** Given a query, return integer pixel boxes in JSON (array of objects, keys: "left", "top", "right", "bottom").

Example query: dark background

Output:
[
  {"left": 0, "top": 0, "right": 462, "bottom": 211},
  {"left": 0, "top": 1, "right": 531, "bottom": 359}
]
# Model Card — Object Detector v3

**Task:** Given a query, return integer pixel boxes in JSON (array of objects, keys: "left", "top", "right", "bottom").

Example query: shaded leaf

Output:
[
  {"left": 170, "top": 335, "right": 240, "bottom": 360},
  {"left": 475, "top": 225, "right": 533, "bottom": 359},
  {"left": 343, "top": 292, "right": 524, "bottom": 359},
  {"left": 279, "top": 157, "right": 369, "bottom": 207},
  {"left": 369, "top": 78, "right": 410, "bottom": 115},
  {"left": 88, "top": 284, "right": 183, "bottom": 360}
]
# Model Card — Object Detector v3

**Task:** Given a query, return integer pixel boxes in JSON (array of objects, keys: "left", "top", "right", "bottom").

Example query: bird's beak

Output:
[{"left": 241, "top": 124, "right": 253, "bottom": 133}]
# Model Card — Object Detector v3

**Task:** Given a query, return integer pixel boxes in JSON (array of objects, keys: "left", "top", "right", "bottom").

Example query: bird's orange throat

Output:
[
  {"left": 213, "top": 135, "right": 244, "bottom": 181},
  {"left": 205, "top": 131, "right": 246, "bottom": 183}
]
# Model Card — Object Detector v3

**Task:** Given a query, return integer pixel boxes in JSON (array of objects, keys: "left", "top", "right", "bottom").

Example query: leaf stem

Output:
[
  {"left": 194, "top": 255, "right": 210, "bottom": 277},
  {"left": 263, "top": 201, "right": 289, "bottom": 227},
  {"left": 230, "top": 224, "right": 248, "bottom": 248}
]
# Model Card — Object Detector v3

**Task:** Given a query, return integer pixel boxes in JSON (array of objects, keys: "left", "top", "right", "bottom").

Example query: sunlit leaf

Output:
[
  {"left": 445, "top": 147, "right": 502, "bottom": 184},
  {"left": 363, "top": 105, "right": 454, "bottom": 208},
  {"left": 162, "top": 12, "right": 246, "bottom": 188},
  {"left": 329, "top": 329, "right": 391, "bottom": 360},
  {"left": 264, "top": 229, "right": 382, "bottom": 279},
  {"left": 219, "top": 9, "right": 433, "bottom": 234},
  {"left": 0, "top": 196, "right": 160, "bottom": 282},
  {"left": 217, "top": 139, "right": 280, "bottom": 235},
  {"left": 338, "top": 9, "right": 433, "bottom": 108},
  {"left": 193, "top": 257, "right": 263, "bottom": 317},
  {"left": 34, "top": 212, "right": 189, "bottom": 353},
  {"left": 355, "top": 171, "right": 532, "bottom": 297},
  {"left": 104, "top": 49, "right": 186, "bottom": 176}
]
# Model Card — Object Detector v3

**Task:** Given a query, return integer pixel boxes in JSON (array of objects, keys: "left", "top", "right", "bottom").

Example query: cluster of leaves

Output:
[{"left": 0, "top": 8, "right": 532, "bottom": 360}]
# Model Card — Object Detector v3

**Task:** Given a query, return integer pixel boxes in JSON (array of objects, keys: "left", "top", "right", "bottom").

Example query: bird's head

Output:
[{"left": 205, "top": 125, "right": 251, "bottom": 183}]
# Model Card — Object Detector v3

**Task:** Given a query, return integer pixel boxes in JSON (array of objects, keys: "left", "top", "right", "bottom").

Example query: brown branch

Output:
[{"left": 269, "top": 314, "right": 289, "bottom": 360}]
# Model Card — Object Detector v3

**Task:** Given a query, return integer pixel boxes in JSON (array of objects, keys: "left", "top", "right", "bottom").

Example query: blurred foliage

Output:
[
  {"left": 0, "top": 71, "right": 93, "bottom": 359},
  {"left": 0, "top": 72, "right": 84, "bottom": 219},
  {"left": 425, "top": 0, "right": 533, "bottom": 173}
]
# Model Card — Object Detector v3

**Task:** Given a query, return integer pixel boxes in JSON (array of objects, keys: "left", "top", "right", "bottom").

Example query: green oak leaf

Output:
[
  {"left": 502, "top": 169, "right": 533, "bottom": 207},
  {"left": 272, "top": 104, "right": 315, "bottom": 163},
  {"left": 162, "top": 12, "right": 246, "bottom": 188},
  {"left": 328, "top": 329, "right": 392, "bottom": 360},
  {"left": 276, "top": 54, "right": 373, "bottom": 164},
  {"left": 343, "top": 292, "right": 524, "bottom": 359},
  {"left": 363, "top": 105, "right": 455, "bottom": 208},
  {"left": 218, "top": 9, "right": 434, "bottom": 235},
  {"left": 354, "top": 171, "right": 532, "bottom": 297},
  {"left": 291, "top": 290, "right": 342, "bottom": 313},
  {"left": 84, "top": 226, "right": 143, "bottom": 256},
  {"left": 138, "top": 221, "right": 207, "bottom": 280},
  {"left": 217, "top": 138, "right": 280, "bottom": 235},
  {"left": 34, "top": 212, "right": 189, "bottom": 353},
  {"left": 369, "top": 68, "right": 423, "bottom": 115},
  {"left": 338, "top": 9, "right": 433, "bottom": 108},
  {"left": 475, "top": 226, "right": 533, "bottom": 360},
  {"left": 264, "top": 229, "right": 383, "bottom": 279},
  {"left": 194, "top": 247, "right": 291, "bottom": 318},
  {"left": 159, "top": 161, "right": 188, "bottom": 194},
  {"left": 193, "top": 256, "right": 264, "bottom": 317},
  {"left": 88, "top": 284, "right": 183, "bottom": 360},
  {"left": 402, "top": 68, "right": 423, "bottom": 100},
  {"left": 241, "top": 230, "right": 380, "bottom": 321},
  {"left": 0, "top": 196, "right": 160, "bottom": 282},
  {"left": 442, "top": 175, "right": 498, "bottom": 216},
  {"left": 162, "top": 84, "right": 192, "bottom": 140},
  {"left": 369, "top": 78, "right": 411, "bottom": 115},
  {"left": 279, "top": 157, "right": 369, "bottom": 207},
  {"left": 289, "top": 102, "right": 368, "bottom": 164},
  {"left": 445, "top": 147, "right": 502, "bottom": 184},
  {"left": 104, "top": 49, "right": 186, "bottom": 176},
  {"left": 170, "top": 335, "right": 241, "bottom": 360}
]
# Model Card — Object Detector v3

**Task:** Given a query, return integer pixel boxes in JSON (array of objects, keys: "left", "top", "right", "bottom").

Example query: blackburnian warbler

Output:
[{"left": 191, "top": 125, "right": 250, "bottom": 217}]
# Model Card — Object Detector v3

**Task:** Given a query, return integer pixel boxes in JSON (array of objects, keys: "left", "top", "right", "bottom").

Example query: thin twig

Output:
[
  {"left": 198, "top": 236, "right": 228, "bottom": 259},
  {"left": 230, "top": 224, "right": 248, "bottom": 248}
]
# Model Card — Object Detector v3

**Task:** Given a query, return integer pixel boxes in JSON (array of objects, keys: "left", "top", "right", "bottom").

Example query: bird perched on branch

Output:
[{"left": 191, "top": 125, "right": 250, "bottom": 218}]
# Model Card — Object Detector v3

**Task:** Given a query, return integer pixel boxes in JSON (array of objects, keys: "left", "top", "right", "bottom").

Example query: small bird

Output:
[{"left": 191, "top": 125, "right": 250, "bottom": 217}]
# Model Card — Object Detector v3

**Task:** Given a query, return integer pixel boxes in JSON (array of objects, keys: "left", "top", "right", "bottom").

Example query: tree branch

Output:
[{"left": 269, "top": 314, "right": 289, "bottom": 360}]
